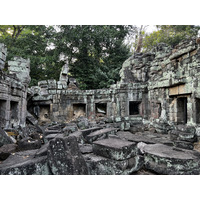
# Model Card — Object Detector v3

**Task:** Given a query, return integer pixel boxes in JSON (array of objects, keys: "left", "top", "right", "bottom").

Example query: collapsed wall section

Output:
[{"left": 0, "top": 44, "right": 31, "bottom": 129}]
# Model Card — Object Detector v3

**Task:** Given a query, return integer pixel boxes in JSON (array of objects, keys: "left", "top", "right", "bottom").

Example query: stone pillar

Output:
[{"left": 0, "top": 43, "right": 7, "bottom": 70}]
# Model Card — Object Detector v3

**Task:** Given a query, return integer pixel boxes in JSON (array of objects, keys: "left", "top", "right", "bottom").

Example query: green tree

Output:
[
  {"left": 54, "top": 25, "right": 132, "bottom": 89},
  {"left": 143, "top": 25, "right": 200, "bottom": 51},
  {"left": 0, "top": 25, "right": 60, "bottom": 86}
]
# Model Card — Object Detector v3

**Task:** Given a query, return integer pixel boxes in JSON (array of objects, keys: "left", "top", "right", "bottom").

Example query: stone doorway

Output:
[
  {"left": 95, "top": 103, "right": 107, "bottom": 117},
  {"left": 39, "top": 105, "right": 51, "bottom": 123},
  {"left": 196, "top": 98, "right": 200, "bottom": 124},
  {"left": 177, "top": 97, "right": 187, "bottom": 124},
  {"left": 73, "top": 104, "right": 86, "bottom": 118},
  {"left": 10, "top": 101, "right": 18, "bottom": 127},
  {"left": 0, "top": 100, "right": 6, "bottom": 127},
  {"left": 129, "top": 101, "right": 141, "bottom": 115}
]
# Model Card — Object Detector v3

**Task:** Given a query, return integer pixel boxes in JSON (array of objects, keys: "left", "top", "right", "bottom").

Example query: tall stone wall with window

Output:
[{"left": 0, "top": 44, "right": 30, "bottom": 129}]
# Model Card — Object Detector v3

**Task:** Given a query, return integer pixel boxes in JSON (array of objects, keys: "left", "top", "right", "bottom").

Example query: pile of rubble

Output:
[{"left": 0, "top": 114, "right": 200, "bottom": 175}]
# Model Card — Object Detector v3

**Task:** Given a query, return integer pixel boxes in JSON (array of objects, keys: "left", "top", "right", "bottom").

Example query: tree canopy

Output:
[
  {"left": 143, "top": 25, "right": 200, "bottom": 51},
  {"left": 0, "top": 25, "right": 133, "bottom": 89}
]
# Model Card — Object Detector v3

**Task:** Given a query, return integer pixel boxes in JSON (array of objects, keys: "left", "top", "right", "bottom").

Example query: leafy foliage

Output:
[
  {"left": 143, "top": 25, "right": 200, "bottom": 51},
  {"left": 0, "top": 25, "right": 132, "bottom": 89},
  {"left": 53, "top": 25, "right": 132, "bottom": 89}
]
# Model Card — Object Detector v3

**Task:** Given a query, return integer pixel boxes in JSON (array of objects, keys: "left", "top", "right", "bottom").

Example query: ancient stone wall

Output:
[
  {"left": 0, "top": 44, "right": 30, "bottom": 129},
  {"left": 120, "top": 38, "right": 200, "bottom": 133}
]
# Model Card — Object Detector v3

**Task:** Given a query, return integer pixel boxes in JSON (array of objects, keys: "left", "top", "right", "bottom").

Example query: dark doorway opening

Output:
[
  {"left": 177, "top": 97, "right": 187, "bottom": 124},
  {"left": 73, "top": 104, "right": 86, "bottom": 118},
  {"left": 39, "top": 105, "right": 50, "bottom": 121},
  {"left": 95, "top": 103, "right": 107, "bottom": 117},
  {"left": 129, "top": 101, "right": 141, "bottom": 115},
  {"left": 10, "top": 101, "right": 18, "bottom": 121},
  {"left": 0, "top": 100, "right": 6, "bottom": 127},
  {"left": 196, "top": 98, "right": 200, "bottom": 124}
]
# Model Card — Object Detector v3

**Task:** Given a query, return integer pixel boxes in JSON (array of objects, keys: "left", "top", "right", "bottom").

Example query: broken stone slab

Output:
[
  {"left": 44, "top": 134, "right": 63, "bottom": 143},
  {"left": 143, "top": 143, "right": 200, "bottom": 175},
  {"left": 173, "top": 140, "right": 194, "bottom": 150},
  {"left": 83, "top": 153, "right": 144, "bottom": 175},
  {"left": 18, "top": 137, "right": 41, "bottom": 151},
  {"left": 44, "top": 129, "right": 62, "bottom": 137},
  {"left": 92, "top": 138, "right": 137, "bottom": 161},
  {"left": 0, "top": 144, "right": 18, "bottom": 160},
  {"left": 34, "top": 142, "right": 49, "bottom": 158},
  {"left": 47, "top": 136, "right": 88, "bottom": 175},
  {"left": 0, "top": 127, "right": 16, "bottom": 148},
  {"left": 63, "top": 124, "right": 78, "bottom": 134},
  {"left": 170, "top": 130, "right": 197, "bottom": 143},
  {"left": 116, "top": 131, "right": 174, "bottom": 146},
  {"left": 81, "top": 127, "right": 102, "bottom": 138},
  {"left": 0, "top": 150, "right": 50, "bottom": 175},
  {"left": 85, "top": 128, "right": 118, "bottom": 143},
  {"left": 79, "top": 144, "right": 93, "bottom": 154},
  {"left": 67, "top": 131, "right": 84, "bottom": 144}
]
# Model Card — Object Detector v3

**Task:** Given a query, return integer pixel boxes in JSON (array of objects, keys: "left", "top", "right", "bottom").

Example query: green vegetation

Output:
[
  {"left": 0, "top": 25, "right": 133, "bottom": 89},
  {"left": 143, "top": 25, "right": 200, "bottom": 51}
]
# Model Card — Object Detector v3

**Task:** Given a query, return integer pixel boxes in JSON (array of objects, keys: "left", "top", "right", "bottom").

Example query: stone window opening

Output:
[
  {"left": 73, "top": 104, "right": 86, "bottom": 118},
  {"left": 95, "top": 103, "right": 107, "bottom": 117},
  {"left": 129, "top": 101, "right": 141, "bottom": 115},
  {"left": 39, "top": 105, "right": 51, "bottom": 122},
  {"left": 196, "top": 98, "right": 200, "bottom": 124},
  {"left": 177, "top": 97, "right": 187, "bottom": 124},
  {"left": 10, "top": 101, "right": 18, "bottom": 120},
  {"left": 0, "top": 100, "right": 6, "bottom": 127}
]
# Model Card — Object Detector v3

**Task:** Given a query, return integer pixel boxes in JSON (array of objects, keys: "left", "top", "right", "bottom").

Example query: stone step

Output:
[
  {"left": 85, "top": 128, "right": 118, "bottom": 143},
  {"left": 143, "top": 143, "right": 200, "bottom": 175},
  {"left": 92, "top": 137, "right": 137, "bottom": 160}
]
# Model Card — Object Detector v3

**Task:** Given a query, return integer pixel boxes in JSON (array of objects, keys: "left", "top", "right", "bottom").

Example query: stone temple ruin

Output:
[{"left": 2, "top": 38, "right": 200, "bottom": 174}]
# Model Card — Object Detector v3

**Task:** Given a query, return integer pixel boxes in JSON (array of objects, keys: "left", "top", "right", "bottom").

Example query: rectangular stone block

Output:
[{"left": 93, "top": 138, "right": 137, "bottom": 160}]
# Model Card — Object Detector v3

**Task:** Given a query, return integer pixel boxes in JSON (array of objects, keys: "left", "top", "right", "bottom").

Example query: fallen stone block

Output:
[
  {"left": 81, "top": 127, "right": 102, "bottom": 138},
  {"left": 0, "top": 127, "right": 16, "bottom": 147},
  {"left": 44, "top": 129, "right": 62, "bottom": 136},
  {"left": 0, "top": 144, "right": 18, "bottom": 160},
  {"left": 85, "top": 128, "right": 118, "bottom": 143},
  {"left": 83, "top": 153, "right": 144, "bottom": 175},
  {"left": 18, "top": 137, "right": 41, "bottom": 151},
  {"left": 92, "top": 138, "right": 137, "bottom": 161},
  {"left": 47, "top": 136, "right": 88, "bottom": 175},
  {"left": 0, "top": 150, "right": 50, "bottom": 175},
  {"left": 143, "top": 143, "right": 200, "bottom": 175},
  {"left": 68, "top": 131, "right": 84, "bottom": 144},
  {"left": 79, "top": 144, "right": 93, "bottom": 154},
  {"left": 44, "top": 134, "right": 63, "bottom": 143},
  {"left": 63, "top": 124, "right": 78, "bottom": 133},
  {"left": 173, "top": 140, "right": 194, "bottom": 150}
]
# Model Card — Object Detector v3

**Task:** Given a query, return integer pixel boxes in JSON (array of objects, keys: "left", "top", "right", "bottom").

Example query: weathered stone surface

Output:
[
  {"left": 143, "top": 143, "right": 200, "bottom": 175},
  {"left": 83, "top": 153, "right": 144, "bottom": 175},
  {"left": 116, "top": 131, "right": 173, "bottom": 146},
  {"left": 79, "top": 144, "right": 93, "bottom": 154},
  {"left": 0, "top": 127, "right": 16, "bottom": 147},
  {"left": 18, "top": 137, "right": 41, "bottom": 151},
  {"left": 93, "top": 138, "right": 137, "bottom": 160},
  {"left": 47, "top": 136, "right": 88, "bottom": 175},
  {"left": 0, "top": 150, "right": 50, "bottom": 175},
  {"left": 85, "top": 128, "right": 118, "bottom": 143},
  {"left": 0, "top": 144, "right": 18, "bottom": 160},
  {"left": 81, "top": 127, "right": 102, "bottom": 138}
]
